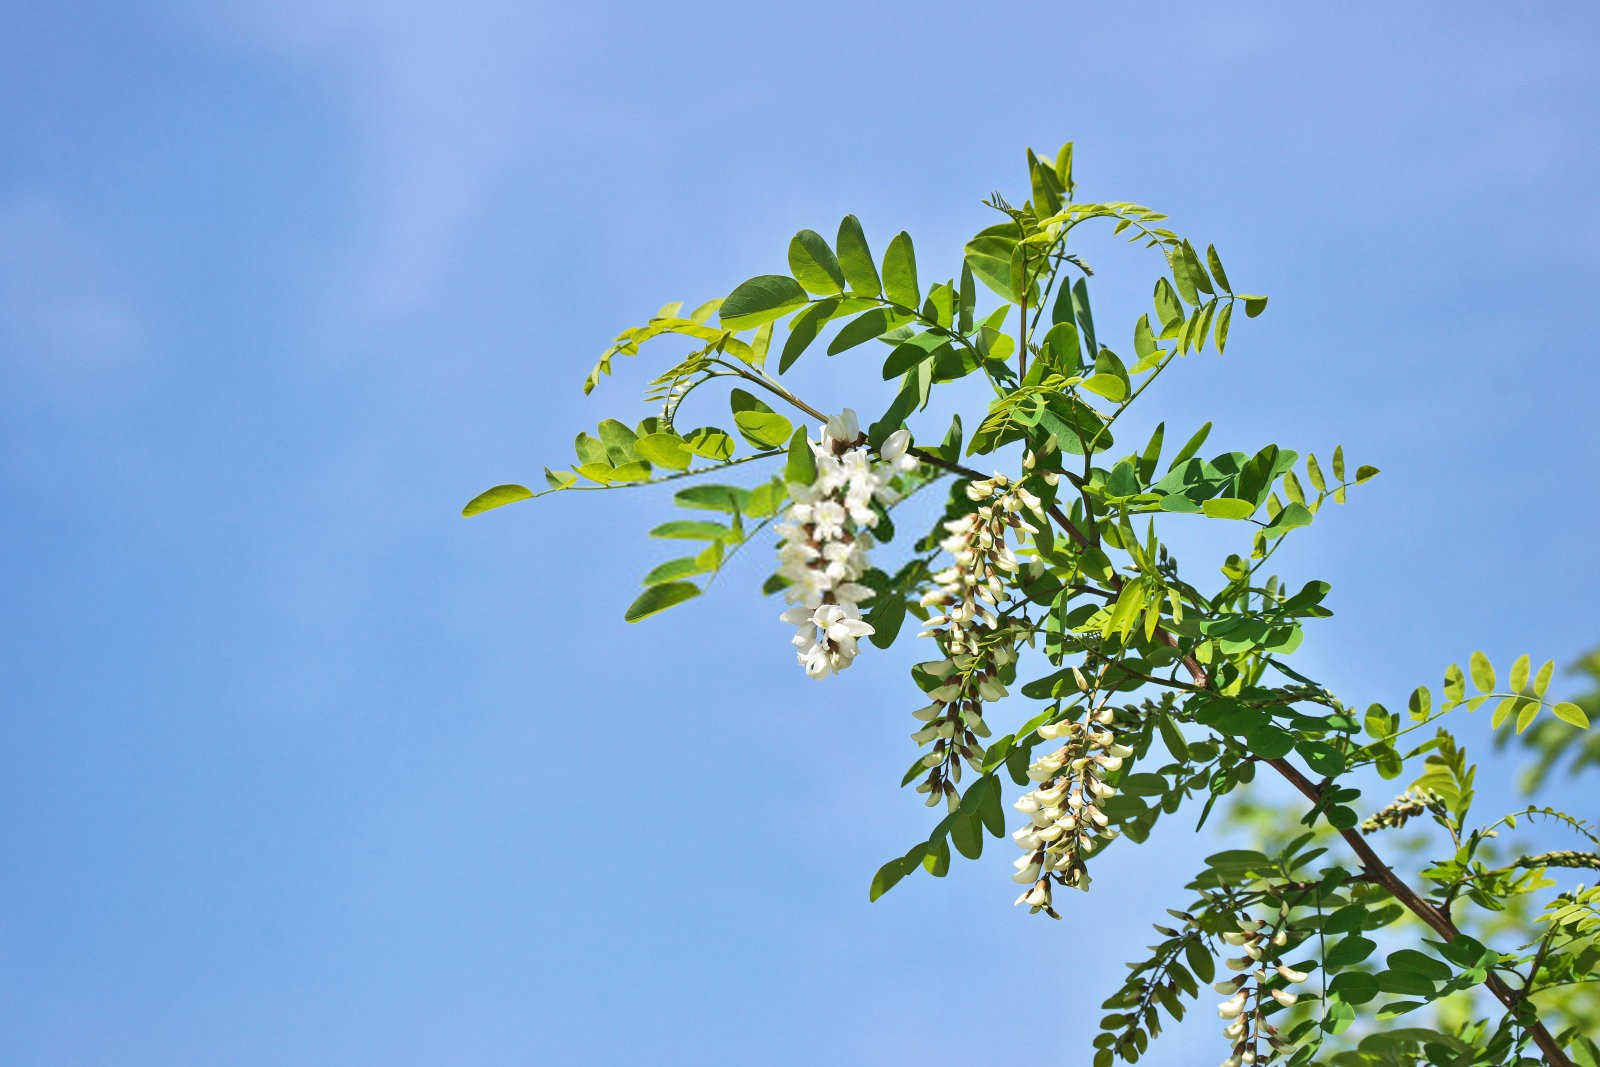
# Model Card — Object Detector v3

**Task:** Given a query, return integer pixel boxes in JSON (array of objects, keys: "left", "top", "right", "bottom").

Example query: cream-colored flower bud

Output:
[
  {"left": 1011, "top": 861, "right": 1042, "bottom": 884},
  {"left": 1270, "top": 989, "right": 1298, "bottom": 1007},
  {"left": 1276, "top": 965, "right": 1308, "bottom": 983},
  {"left": 1217, "top": 992, "right": 1247, "bottom": 1019}
]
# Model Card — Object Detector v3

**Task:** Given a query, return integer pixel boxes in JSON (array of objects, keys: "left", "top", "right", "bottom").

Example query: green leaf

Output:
[
  {"left": 462, "top": 483, "right": 534, "bottom": 516},
  {"left": 606, "top": 461, "right": 651, "bottom": 484},
  {"left": 1532, "top": 659, "right": 1554, "bottom": 697},
  {"left": 1040, "top": 321, "right": 1083, "bottom": 374},
  {"left": 1509, "top": 653, "right": 1530, "bottom": 692},
  {"left": 787, "top": 229, "right": 846, "bottom": 296},
  {"left": 1137, "top": 423, "right": 1165, "bottom": 484},
  {"left": 649, "top": 520, "right": 729, "bottom": 541},
  {"left": 785, "top": 425, "right": 816, "bottom": 486},
  {"left": 1443, "top": 663, "right": 1466, "bottom": 704},
  {"left": 597, "top": 418, "right": 640, "bottom": 463},
  {"left": 882, "top": 231, "right": 919, "bottom": 308},
  {"left": 828, "top": 308, "right": 896, "bottom": 355},
  {"left": 1376, "top": 970, "right": 1437, "bottom": 998},
  {"left": 1081, "top": 349, "right": 1131, "bottom": 403},
  {"left": 1153, "top": 277, "right": 1183, "bottom": 329},
  {"left": 721, "top": 275, "right": 808, "bottom": 331},
  {"left": 636, "top": 432, "right": 692, "bottom": 470},
  {"left": 922, "top": 835, "right": 950, "bottom": 876},
  {"left": 1491, "top": 695, "right": 1519, "bottom": 730},
  {"left": 1172, "top": 241, "right": 1213, "bottom": 300},
  {"left": 1468, "top": 651, "right": 1495, "bottom": 693},
  {"left": 623, "top": 581, "right": 701, "bottom": 622},
  {"left": 1553, "top": 702, "right": 1591, "bottom": 728},
  {"left": 1214, "top": 300, "right": 1233, "bottom": 353},
  {"left": 1332, "top": 445, "right": 1346, "bottom": 482},
  {"left": 951, "top": 814, "right": 983, "bottom": 859},
  {"left": 1120, "top": 773, "right": 1167, "bottom": 797},
  {"left": 965, "top": 223, "right": 1024, "bottom": 303},
  {"left": 642, "top": 557, "right": 706, "bottom": 585},
  {"left": 728, "top": 388, "right": 793, "bottom": 448},
  {"left": 674, "top": 484, "right": 751, "bottom": 512},
  {"left": 1296, "top": 740, "right": 1345, "bottom": 777},
  {"left": 977, "top": 777, "right": 1006, "bottom": 837},
  {"left": 836, "top": 214, "right": 881, "bottom": 296},
  {"left": 1408, "top": 687, "right": 1431, "bottom": 721},
  {"left": 882, "top": 332, "right": 948, "bottom": 379},
  {"left": 957, "top": 263, "right": 976, "bottom": 333},
  {"left": 1328, "top": 971, "right": 1379, "bottom": 1005},
  {"left": 1305, "top": 453, "right": 1326, "bottom": 493},
  {"left": 1205, "top": 244, "right": 1232, "bottom": 292},
  {"left": 869, "top": 857, "right": 907, "bottom": 901},
  {"left": 1355, "top": 465, "right": 1380, "bottom": 484},
  {"left": 1185, "top": 939, "right": 1215, "bottom": 983},
  {"left": 1157, "top": 715, "right": 1189, "bottom": 761},
  {"left": 1071, "top": 278, "right": 1097, "bottom": 357},
  {"left": 1386, "top": 949, "right": 1452, "bottom": 983},
  {"left": 1242, "top": 295, "right": 1269, "bottom": 318},
  {"left": 1201, "top": 498, "right": 1255, "bottom": 520},
  {"left": 1169, "top": 422, "right": 1212, "bottom": 470},
  {"left": 574, "top": 432, "right": 609, "bottom": 467},
  {"left": 1027, "top": 148, "right": 1063, "bottom": 216},
  {"left": 544, "top": 468, "right": 578, "bottom": 490},
  {"left": 779, "top": 298, "right": 836, "bottom": 373},
  {"left": 1326, "top": 935, "right": 1377, "bottom": 969},
  {"left": 744, "top": 480, "right": 784, "bottom": 518},
  {"left": 1264, "top": 502, "right": 1313, "bottom": 538},
  {"left": 683, "top": 426, "right": 736, "bottom": 461},
  {"left": 865, "top": 591, "right": 905, "bottom": 649}
]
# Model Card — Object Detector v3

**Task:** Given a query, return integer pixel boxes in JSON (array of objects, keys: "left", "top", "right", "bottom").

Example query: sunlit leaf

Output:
[
  {"left": 623, "top": 581, "right": 701, "bottom": 622},
  {"left": 462, "top": 483, "right": 534, "bottom": 517}
]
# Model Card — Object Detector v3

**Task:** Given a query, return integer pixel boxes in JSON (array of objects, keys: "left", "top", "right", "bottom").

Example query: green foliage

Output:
[{"left": 464, "top": 143, "right": 1595, "bottom": 1067}]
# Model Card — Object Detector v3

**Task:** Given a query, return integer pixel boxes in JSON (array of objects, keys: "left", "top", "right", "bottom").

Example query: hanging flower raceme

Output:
[
  {"left": 907, "top": 640, "right": 1016, "bottom": 812},
  {"left": 905, "top": 472, "right": 1042, "bottom": 810},
  {"left": 1011, "top": 703, "right": 1130, "bottom": 915},
  {"left": 919, "top": 473, "right": 1043, "bottom": 657},
  {"left": 775, "top": 410, "right": 917, "bottom": 680},
  {"left": 1212, "top": 912, "right": 1310, "bottom": 1066}
]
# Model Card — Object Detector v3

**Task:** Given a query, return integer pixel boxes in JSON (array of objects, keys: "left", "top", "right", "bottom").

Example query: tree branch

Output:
[{"left": 1032, "top": 500, "right": 1575, "bottom": 1065}]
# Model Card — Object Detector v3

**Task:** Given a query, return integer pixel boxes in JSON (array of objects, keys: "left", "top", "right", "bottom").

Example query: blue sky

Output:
[{"left": 2, "top": 2, "right": 1597, "bottom": 1064}]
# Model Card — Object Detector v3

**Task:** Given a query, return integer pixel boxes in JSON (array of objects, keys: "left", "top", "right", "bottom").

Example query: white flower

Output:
[
  {"left": 880, "top": 427, "right": 918, "bottom": 472},
  {"left": 824, "top": 408, "right": 860, "bottom": 445},
  {"left": 774, "top": 412, "right": 917, "bottom": 680}
]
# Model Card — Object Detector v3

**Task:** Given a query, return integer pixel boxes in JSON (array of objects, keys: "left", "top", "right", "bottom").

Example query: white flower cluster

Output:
[
  {"left": 918, "top": 473, "right": 1042, "bottom": 656},
  {"left": 1011, "top": 704, "right": 1131, "bottom": 917},
  {"left": 1213, "top": 915, "right": 1309, "bottom": 1066},
  {"left": 775, "top": 409, "right": 916, "bottom": 680}
]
